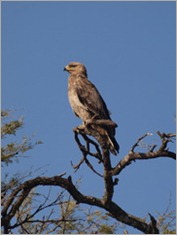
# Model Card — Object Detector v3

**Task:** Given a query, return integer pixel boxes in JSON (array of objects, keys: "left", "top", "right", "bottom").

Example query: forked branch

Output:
[{"left": 111, "top": 131, "right": 176, "bottom": 176}]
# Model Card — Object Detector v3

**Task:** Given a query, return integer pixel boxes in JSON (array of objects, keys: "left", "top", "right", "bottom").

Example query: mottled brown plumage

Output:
[{"left": 64, "top": 62, "right": 119, "bottom": 155}]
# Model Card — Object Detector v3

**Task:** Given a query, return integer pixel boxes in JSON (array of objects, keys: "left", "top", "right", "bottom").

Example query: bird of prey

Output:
[{"left": 64, "top": 62, "right": 119, "bottom": 155}]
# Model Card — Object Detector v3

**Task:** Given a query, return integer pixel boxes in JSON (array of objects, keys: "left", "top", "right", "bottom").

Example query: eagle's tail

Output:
[
  {"left": 85, "top": 123, "right": 119, "bottom": 156},
  {"left": 107, "top": 134, "right": 119, "bottom": 156}
]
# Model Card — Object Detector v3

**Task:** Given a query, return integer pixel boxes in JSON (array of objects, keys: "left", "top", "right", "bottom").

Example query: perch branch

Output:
[
  {"left": 102, "top": 149, "right": 114, "bottom": 204},
  {"left": 74, "top": 125, "right": 115, "bottom": 204},
  {"left": 72, "top": 128, "right": 103, "bottom": 177},
  {"left": 73, "top": 127, "right": 102, "bottom": 161},
  {"left": 85, "top": 118, "right": 118, "bottom": 128}
]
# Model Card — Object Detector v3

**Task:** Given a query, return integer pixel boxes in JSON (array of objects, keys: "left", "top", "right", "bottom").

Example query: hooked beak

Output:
[{"left": 64, "top": 65, "right": 69, "bottom": 72}]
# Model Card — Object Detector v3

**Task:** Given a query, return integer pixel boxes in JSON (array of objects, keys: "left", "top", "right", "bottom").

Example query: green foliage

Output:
[
  {"left": 55, "top": 197, "right": 120, "bottom": 234},
  {"left": 1, "top": 110, "right": 42, "bottom": 165},
  {"left": 98, "top": 224, "right": 115, "bottom": 234},
  {"left": 157, "top": 205, "right": 176, "bottom": 234},
  {"left": 1, "top": 119, "right": 23, "bottom": 137},
  {"left": 162, "top": 229, "right": 176, "bottom": 234}
]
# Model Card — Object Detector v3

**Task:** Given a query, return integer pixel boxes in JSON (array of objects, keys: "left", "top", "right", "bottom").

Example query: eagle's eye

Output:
[{"left": 69, "top": 64, "right": 77, "bottom": 68}]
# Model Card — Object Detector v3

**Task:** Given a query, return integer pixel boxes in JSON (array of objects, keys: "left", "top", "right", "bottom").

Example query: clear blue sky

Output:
[{"left": 2, "top": 1, "right": 176, "bottom": 233}]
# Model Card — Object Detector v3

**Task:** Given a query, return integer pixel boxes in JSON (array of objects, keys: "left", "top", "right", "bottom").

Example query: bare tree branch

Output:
[
  {"left": 1, "top": 174, "right": 161, "bottom": 234},
  {"left": 110, "top": 131, "right": 176, "bottom": 176},
  {"left": 1, "top": 120, "right": 175, "bottom": 234},
  {"left": 130, "top": 132, "right": 153, "bottom": 152},
  {"left": 72, "top": 129, "right": 103, "bottom": 177}
]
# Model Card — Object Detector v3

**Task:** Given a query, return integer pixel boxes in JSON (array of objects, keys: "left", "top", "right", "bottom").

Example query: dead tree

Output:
[{"left": 1, "top": 119, "right": 176, "bottom": 234}]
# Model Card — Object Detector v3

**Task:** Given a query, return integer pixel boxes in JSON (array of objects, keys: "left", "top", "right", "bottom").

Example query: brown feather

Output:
[{"left": 65, "top": 62, "right": 119, "bottom": 155}]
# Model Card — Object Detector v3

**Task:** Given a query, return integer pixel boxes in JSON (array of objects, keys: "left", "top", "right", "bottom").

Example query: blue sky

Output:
[{"left": 2, "top": 1, "right": 176, "bottom": 233}]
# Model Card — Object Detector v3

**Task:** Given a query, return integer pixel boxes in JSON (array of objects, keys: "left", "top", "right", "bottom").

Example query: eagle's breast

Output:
[{"left": 68, "top": 75, "right": 91, "bottom": 121}]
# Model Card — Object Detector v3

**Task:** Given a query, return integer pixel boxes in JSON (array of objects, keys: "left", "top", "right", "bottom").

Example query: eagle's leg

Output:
[{"left": 84, "top": 114, "right": 99, "bottom": 128}]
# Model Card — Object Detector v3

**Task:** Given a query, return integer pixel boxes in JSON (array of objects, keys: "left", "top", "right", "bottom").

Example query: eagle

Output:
[{"left": 64, "top": 62, "right": 119, "bottom": 155}]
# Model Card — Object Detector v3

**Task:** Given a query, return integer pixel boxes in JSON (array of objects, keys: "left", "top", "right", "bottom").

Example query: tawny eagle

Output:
[{"left": 64, "top": 62, "right": 119, "bottom": 155}]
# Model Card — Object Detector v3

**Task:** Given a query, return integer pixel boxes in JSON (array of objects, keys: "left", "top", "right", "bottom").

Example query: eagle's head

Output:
[{"left": 64, "top": 62, "right": 87, "bottom": 77}]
